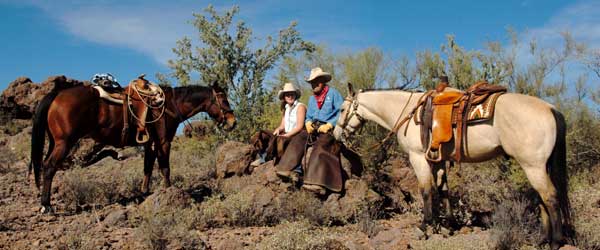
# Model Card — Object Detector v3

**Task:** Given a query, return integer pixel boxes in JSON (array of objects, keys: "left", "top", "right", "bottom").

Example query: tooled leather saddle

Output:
[
  {"left": 93, "top": 74, "right": 165, "bottom": 145},
  {"left": 418, "top": 77, "right": 507, "bottom": 163}
]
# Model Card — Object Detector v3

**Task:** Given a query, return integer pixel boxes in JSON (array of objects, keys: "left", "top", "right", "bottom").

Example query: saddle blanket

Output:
[{"left": 465, "top": 92, "right": 503, "bottom": 123}]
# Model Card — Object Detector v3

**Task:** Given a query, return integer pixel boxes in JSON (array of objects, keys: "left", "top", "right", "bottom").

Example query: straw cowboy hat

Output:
[
  {"left": 306, "top": 67, "right": 332, "bottom": 83},
  {"left": 278, "top": 83, "right": 301, "bottom": 100}
]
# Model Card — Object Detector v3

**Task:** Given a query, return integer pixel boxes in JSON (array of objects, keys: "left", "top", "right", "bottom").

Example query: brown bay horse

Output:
[{"left": 30, "top": 78, "right": 235, "bottom": 212}]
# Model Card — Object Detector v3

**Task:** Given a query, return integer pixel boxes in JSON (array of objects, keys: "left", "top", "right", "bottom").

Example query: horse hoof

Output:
[{"left": 40, "top": 206, "right": 54, "bottom": 214}]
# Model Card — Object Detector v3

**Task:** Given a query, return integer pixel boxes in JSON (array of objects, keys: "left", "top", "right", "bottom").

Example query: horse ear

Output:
[
  {"left": 348, "top": 82, "right": 355, "bottom": 97},
  {"left": 138, "top": 74, "right": 146, "bottom": 80}
]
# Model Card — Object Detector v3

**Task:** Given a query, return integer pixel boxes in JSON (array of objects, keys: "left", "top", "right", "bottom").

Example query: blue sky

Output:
[{"left": 0, "top": 0, "right": 598, "bottom": 90}]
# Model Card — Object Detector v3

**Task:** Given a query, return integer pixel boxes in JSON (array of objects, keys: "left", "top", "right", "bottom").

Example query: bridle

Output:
[
  {"left": 209, "top": 88, "right": 232, "bottom": 126},
  {"left": 339, "top": 90, "right": 423, "bottom": 150},
  {"left": 338, "top": 95, "right": 365, "bottom": 140},
  {"left": 168, "top": 87, "right": 232, "bottom": 127}
]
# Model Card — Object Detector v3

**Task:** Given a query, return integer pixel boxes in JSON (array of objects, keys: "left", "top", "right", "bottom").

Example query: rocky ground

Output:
[
  {"left": 0, "top": 122, "right": 500, "bottom": 250},
  {"left": 0, "top": 76, "right": 594, "bottom": 250}
]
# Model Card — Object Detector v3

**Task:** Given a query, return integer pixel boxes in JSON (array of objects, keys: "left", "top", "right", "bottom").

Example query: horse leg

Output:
[
  {"left": 156, "top": 141, "right": 172, "bottom": 188},
  {"left": 409, "top": 151, "right": 435, "bottom": 230},
  {"left": 521, "top": 165, "right": 564, "bottom": 249},
  {"left": 40, "top": 140, "right": 70, "bottom": 213},
  {"left": 435, "top": 162, "right": 454, "bottom": 226},
  {"left": 141, "top": 144, "right": 156, "bottom": 194}
]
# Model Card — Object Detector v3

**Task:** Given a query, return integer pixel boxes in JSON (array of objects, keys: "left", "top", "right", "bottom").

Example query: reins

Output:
[{"left": 365, "top": 91, "right": 432, "bottom": 150}]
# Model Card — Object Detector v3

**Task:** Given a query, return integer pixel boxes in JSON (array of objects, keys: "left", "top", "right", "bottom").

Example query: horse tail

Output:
[
  {"left": 29, "top": 90, "right": 59, "bottom": 188},
  {"left": 548, "top": 108, "right": 571, "bottom": 229}
]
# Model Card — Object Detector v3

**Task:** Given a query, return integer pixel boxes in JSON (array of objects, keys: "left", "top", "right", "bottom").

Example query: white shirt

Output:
[{"left": 284, "top": 100, "right": 305, "bottom": 133}]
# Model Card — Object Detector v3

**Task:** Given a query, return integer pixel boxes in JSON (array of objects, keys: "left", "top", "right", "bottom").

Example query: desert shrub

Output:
[
  {"left": 447, "top": 159, "right": 532, "bottom": 226},
  {"left": 0, "top": 146, "right": 17, "bottom": 174},
  {"left": 60, "top": 167, "right": 120, "bottom": 210},
  {"left": 563, "top": 102, "right": 600, "bottom": 174},
  {"left": 194, "top": 188, "right": 336, "bottom": 228},
  {"left": 411, "top": 232, "right": 495, "bottom": 250},
  {"left": 57, "top": 223, "right": 98, "bottom": 250},
  {"left": 569, "top": 166, "right": 600, "bottom": 250},
  {"left": 136, "top": 205, "right": 206, "bottom": 250},
  {"left": 353, "top": 200, "right": 382, "bottom": 237},
  {"left": 489, "top": 197, "right": 538, "bottom": 250},
  {"left": 193, "top": 189, "right": 261, "bottom": 227},
  {"left": 256, "top": 220, "right": 331, "bottom": 250},
  {"left": 277, "top": 190, "right": 334, "bottom": 226},
  {"left": 216, "top": 175, "right": 256, "bottom": 197}
]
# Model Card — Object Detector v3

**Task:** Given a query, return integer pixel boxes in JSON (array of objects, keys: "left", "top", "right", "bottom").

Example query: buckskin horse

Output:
[
  {"left": 333, "top": 83, "right": 570, "bottom": 249},
  {"left": 30, "top": 77, "right": 235, "bottom": 213}
]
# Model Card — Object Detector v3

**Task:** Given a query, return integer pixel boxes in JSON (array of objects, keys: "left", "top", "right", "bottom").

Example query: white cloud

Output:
[
  {"left": 14, "top": 0, "right": 369, "bottom": 65},
  {"left": 526, "top": 1, "right": 600, "bottom": 49},
  {"left": 56, "top": 5, "right": 192, "bottom": 64}
]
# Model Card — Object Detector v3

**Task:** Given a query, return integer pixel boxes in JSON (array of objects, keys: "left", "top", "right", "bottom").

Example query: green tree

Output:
[
  {"left": 167, "top": 5, "right": 315, "bottom": 140},
  {"left": 338, "top": 47, "right": 387, "bottom": 90}
]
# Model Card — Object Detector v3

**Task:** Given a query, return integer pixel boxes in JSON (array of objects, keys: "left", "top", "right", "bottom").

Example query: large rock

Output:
[
  {"left": 324, "top": 179, "right": 383, "bottom": 221},
  {"left": 215, "top": 141, "right": 256, "bottom": 178},
  {"left": 0, "top": 75, "right": 87, "bottom": 119},
  {"left": 387, "top": 158, "right": 419, "bottom": 199}
]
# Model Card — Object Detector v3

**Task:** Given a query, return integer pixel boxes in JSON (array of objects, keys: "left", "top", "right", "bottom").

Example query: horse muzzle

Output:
[{"left": 221, "top": 113, "right": 236, "bottom": 131}]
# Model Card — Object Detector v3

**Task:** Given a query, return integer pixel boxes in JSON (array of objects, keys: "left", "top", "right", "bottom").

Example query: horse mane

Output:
[{"left": 171, "top": 85, "right": 211, "bottom": 96}]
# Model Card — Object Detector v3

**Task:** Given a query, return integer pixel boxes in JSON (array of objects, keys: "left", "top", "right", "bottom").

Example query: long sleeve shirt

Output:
[{"left": 306, "top": 87, "right": 344, "bottom": 126}]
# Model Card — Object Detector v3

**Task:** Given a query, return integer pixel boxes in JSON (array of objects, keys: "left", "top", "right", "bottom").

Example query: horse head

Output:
[
  {"left": 207, "top": 81, "right": 236, "bottom": 131},
  {"left": 334, "top": 82, "right": 365, "bottom": 141}
]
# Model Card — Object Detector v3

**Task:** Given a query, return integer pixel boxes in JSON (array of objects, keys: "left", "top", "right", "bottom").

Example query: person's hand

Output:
[
  {"left": 305, "top": 121, "right": 314, "bottom": 134},
  {"left": 278, "top": 133, "right": 291, "bottom": 139},
  {"left": 273, "top": 128, "right": 282, "bottom": 136},
  {"left": 317, "top": 123, "right": 333, "bottom": 133}
]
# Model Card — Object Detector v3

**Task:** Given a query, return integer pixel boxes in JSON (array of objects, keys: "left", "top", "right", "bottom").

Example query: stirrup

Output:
[
  {"left": 425, "top": 147, "right": 443, "bottom": 162},
  {"left": 136, "top": 130, "right": 150, "bottom": 144}
]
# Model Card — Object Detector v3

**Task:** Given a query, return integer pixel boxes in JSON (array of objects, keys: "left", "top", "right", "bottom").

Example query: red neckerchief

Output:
[{"left": 315, "top": 85, "right": 329, "bottom": 109}]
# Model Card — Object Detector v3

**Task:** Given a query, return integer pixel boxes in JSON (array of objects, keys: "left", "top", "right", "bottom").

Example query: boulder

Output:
[
  {"left": 369, "top": 228, "right": 411, "bottom": 250},
  {"left": 140, "top": 187, "right": 192, "bottom": 212},
  {"left": 324, "top": 179, "right": 383, "bottom": 221},
  {"left": 0, "top": 75, "right": 87, "bottom": 119},
  {"left": 215, "top": 141, "right": 256, "bottom": 178},
  {"left": 387, "top": 158, "right": 419, "bottom": 199},
  {"left": 103, "top": 208, "right": 128, "bottom": 227}
]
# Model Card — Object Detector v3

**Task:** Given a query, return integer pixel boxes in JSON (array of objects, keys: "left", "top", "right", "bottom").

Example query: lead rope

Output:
[{"left": 126, "top": 82, "right": 166, "bottom": 124}]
